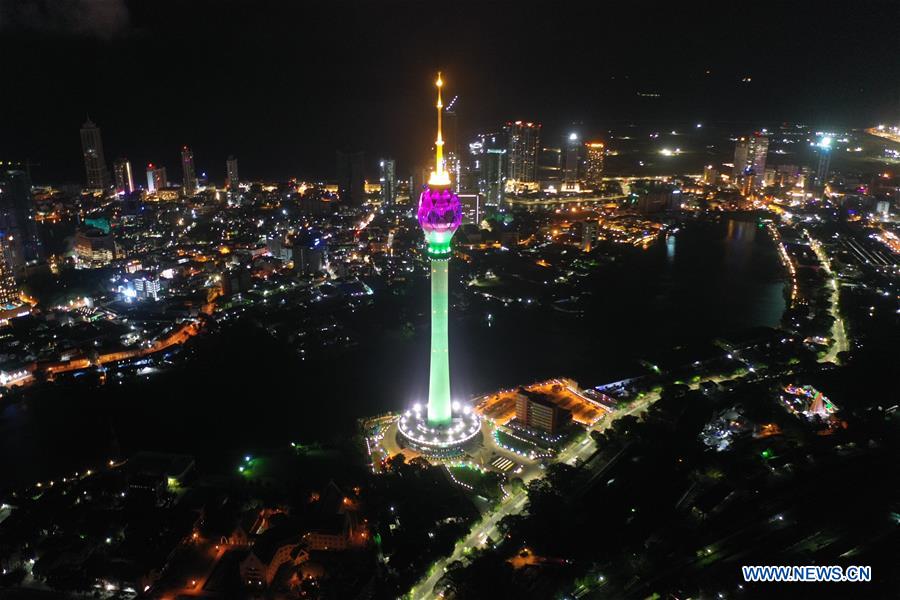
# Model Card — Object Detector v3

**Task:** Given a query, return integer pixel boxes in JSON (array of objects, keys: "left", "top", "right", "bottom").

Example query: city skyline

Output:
[{"left": 1, "top": 1, "right": 897, "bottom": 183}]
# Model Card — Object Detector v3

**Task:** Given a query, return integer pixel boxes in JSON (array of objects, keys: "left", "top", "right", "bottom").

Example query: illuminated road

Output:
[
  {"left": 407, "top": 480, "right": 528, "bottom": 599},
  {"left": 865, "top": 126, "right": 900, "bottom": 144},
  {"left": 408, "top": 393, "right": 657, "bottom": 599},
  {"left": 807, "top": 232, "right": 849, "bottom": 364},
  {"left": 160, "top": 542, "right": 225, "bottom": 599}
]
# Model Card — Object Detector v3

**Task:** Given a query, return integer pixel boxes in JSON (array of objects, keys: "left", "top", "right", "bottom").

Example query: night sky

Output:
[{"left": 1, "top": 0, "right": 898, "bottom": 184}]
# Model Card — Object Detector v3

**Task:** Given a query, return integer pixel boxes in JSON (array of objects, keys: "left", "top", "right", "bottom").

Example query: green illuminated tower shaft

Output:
[{"left": 427, "top": 255, "right": 452, "bottom": 426}]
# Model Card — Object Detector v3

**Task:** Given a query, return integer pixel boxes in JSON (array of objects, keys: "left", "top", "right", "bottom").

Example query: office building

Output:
[
  {"left": 113, "top": 158, "right": 134, "bottom": 195},
  {"left": 226, "top": 156, "right": 240, "bottom": 204},
  {"left": 74, "top": 227, "right": 117, "bottom": 268},
  {"left": 379, "top": 159, "right": 396, "bottom": 205},
  {"left": 538, "top": 146, "right": 562, "bottom": 186},
  {"left": 584, "top": 142, "right": 605, "bottom": 186},
  {"left": 80, "top": 118, "right": 109, "bottom": 190},
  {"left": 470, "top": 132, "right": 506, "bottom": 206},
  {"left": 703, "top": 164, "right": 718, "bottom": 185},
  {"left": 336, "top": 150, "right": 365, "bottom": 205},
  {"left": 504, "top": 120, "right": 540, "bottom": 183},
  {"left": 563, "top": 132, "right": 581, "bottom": 186},
  {"left": 134, "top": 273, "right": 162, "bottom": 301},
  {"left": 515, "top": 392, "right": 572, "bottom": 434},
  {"left": 813, "top": 136, "right": 833, "bottom": 193},
  {"left": 0, "top": 169, "right": 43, "bottom": 273},
  {"left": 0, "top": 233, "right": 19, "bottom": 306},
  {"left": 146, "top": 164, "right": 167, "bottom": 193},
  {"left": 181, "top": 146, "right": 197, "bottom": 196},
  {"left": 733, "top": 133, "right": 769, "bottom": 188}
]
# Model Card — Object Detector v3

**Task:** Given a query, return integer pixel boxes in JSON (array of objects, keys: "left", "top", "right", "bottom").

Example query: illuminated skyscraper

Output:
[
  {"left": 0, "top": 233, "right": 20, "bottom": 306},
  {"left": 444, "top": 95, "right": 460, "bottom": 192},
  {"left": 0, "top": 168, "right": 42, "bottom": 273},
  {"left": 80, "top": 118, "right": 109, "bottom": 190},
  {"left": 146, "top": 164, "right": 167, "bottom": 192},
  {"left": 504, "top": 120, "right": 540, "bottom": 183},
  {"left": 813, "top": 136, "right": 832, "bottom": 193},
  {"left": 398, "top": 74, "right": 480, "bottom": 454},
  {"left": 113, "top": 158, "right": 134, "bottom": 195},
  {"left": 469, "top": 132, "right": 506, "bottom": 206},
  {"left": 181, "top": 146, "right": 197, "bottom": 195},
  {"left": 563, "top": 132, "right": 581, "bottom": 185},
  {"left": 733, "top": 132, "right": 769, "bottom": 188},
  {"left": 226, "top": 156, "right": 240, "bottom": 204},
  {"left": 379, "top": 159, "right": 396, "bottom": 205},
  {"left": 584, "top": 142, "right": 605, "bottom": 186}
]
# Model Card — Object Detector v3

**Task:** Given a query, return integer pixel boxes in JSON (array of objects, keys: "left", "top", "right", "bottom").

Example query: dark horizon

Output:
[{"left": 1, "top": 0, "right": 898, "bottom": 184}]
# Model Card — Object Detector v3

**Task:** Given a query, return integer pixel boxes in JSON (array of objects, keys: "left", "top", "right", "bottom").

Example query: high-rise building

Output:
[
  {"left": 813, "top": 136, "right": 833, "bottom": 193},
  {"left": 0, "top": 169, "right": 43, "bottom": 273},
  {"left": 444, "top": 95, "right": 459, "bottom": 159},
  {"left": 563, "top": 132, "right": 581, "bottom": 185},
  {"left": 226, "top": 156, "right": 240, "bottom": 204},
  {"left": 0, "top": 232, "right": 20, "bottom": 306},
  {"left": 584, "top": 142, "right": 605, "bottom": 186},
  {"left": 504, "top": 120, "right": 540, "bottom": 183},
  {"left": 336, "top": 150, "right": 366, "bottom": 206},
  {"left": 113, "top": 158, "right": 134, "bottom": 195},
  {"left": 379, "top": 159, "right": 396, "bottom": 205},
  {"left": 581, "top": 220, "right": 598, "bottom": 252},
  {"left": 483, "top": 149, "right": 506, "bottom": 206},
  {"left": 397, "top": 73, "right": 480, "bottom": 455},
  {"left": 703, "top": 164, "right": 718, "bottom": 185},
  {"left": 733, "top": 133, "right": 769, "bottom": 188},
  {"left": 444, "top": 95, "right": 460, "bottom": 191},
  {"left": 538, "top": 146, "right": 562, "bottom": 187},
  {"left": 469, "top": 132, "right": 506, "bottom": 206},
  {"left": 181, "top": 146, "right": 197, "bottom": 196},
  {"left": 146, "top": 164, "right": 167, "bottom": 193},
  {"left": 80, "top": 118, "right": 109, "bottom": 190}
]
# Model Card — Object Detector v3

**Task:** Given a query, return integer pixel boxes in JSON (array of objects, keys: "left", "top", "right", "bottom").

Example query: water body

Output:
[{"left": 0, "top": 216, "right": 784, "bottom": 488}]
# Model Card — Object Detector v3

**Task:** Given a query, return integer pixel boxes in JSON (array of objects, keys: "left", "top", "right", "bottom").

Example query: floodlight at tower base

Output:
[{"left": 397, "top": 402, "right": 482, "bottom": 457}]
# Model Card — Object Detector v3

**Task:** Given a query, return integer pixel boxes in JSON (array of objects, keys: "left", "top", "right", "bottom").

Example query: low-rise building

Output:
[{"left": 515, "top": 391, "right": 572, "bottom": 434}]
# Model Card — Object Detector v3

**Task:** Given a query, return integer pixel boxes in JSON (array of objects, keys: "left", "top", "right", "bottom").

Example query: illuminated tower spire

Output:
[{"left": 430, "top": 72, "right": 450, "bottom": 186}]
